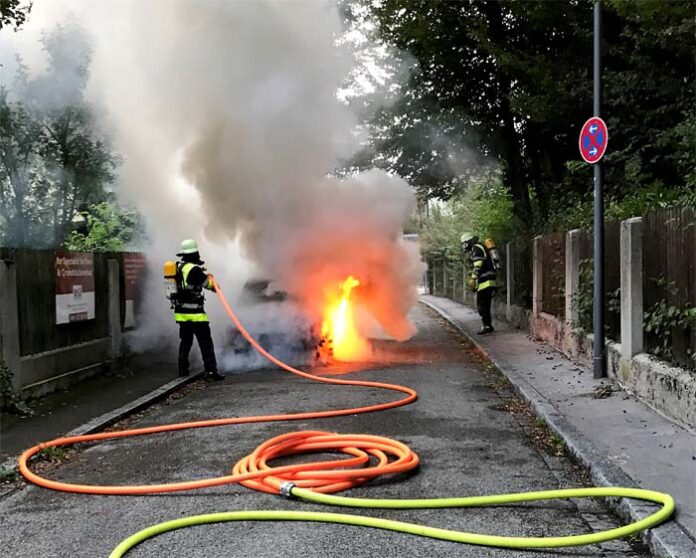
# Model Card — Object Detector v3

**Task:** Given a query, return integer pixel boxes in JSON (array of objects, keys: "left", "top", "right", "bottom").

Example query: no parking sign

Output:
[{"left": 579, "top": 117, "right": 608, "bottom": 164}]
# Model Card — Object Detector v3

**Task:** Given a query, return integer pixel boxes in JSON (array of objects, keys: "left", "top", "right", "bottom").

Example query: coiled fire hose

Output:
[{"left": 17, "top": 284, "right": 674, "bottom": 556}]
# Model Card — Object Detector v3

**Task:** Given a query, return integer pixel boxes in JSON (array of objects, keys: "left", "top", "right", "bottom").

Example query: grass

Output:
[
  {"left": 0, "top": 466, "right": 19, "bottom": 484},
  {"left": 37, "top": 446, "right": 71, "bottom": 462}
]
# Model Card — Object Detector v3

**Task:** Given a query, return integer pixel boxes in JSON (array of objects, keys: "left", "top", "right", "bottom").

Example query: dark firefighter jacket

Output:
[
  {"left": 174, "top": 262, "right": 214, "bottom": 322},
  {"left": 469, "top": 243, "right": 498, "bottom": 292}
]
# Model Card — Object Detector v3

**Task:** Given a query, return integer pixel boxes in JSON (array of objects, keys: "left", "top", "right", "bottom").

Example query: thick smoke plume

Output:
[{"left": 3, "top": 0, "right": 424, "bottom": 350}]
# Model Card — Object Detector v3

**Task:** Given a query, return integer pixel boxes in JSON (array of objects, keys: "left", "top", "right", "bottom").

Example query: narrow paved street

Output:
[{"left": 0, "top": 306, "right": 650, "bottom": 557}]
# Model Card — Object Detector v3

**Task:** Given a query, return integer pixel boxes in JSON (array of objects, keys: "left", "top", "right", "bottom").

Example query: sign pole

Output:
[{"left": 593, "top": 0, "right": 606, "bottom": 379}]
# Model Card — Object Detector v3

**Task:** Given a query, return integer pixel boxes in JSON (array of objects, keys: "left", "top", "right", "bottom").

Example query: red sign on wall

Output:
[
  {"left": 55, "top": 252, "right": 95, "bottom": 324},
  {"left": 123, "top": 253, "right": 147, "bottom": 328}
]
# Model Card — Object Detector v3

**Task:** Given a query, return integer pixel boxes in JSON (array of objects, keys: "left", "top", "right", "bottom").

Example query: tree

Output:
[
  {"left": 358, "top": 0, "right": 694, "bottom": 232},
  {"left": 340, "top": 2, "right": 495, "bottom": 204},
  {"left": 359, "top": 0, "right": 572, "bottom": 226},
  {"left": 0, "top": 87, "right": 45, "bottom": 246},
  {"left": 0, "top": 23, "right": 119, "bottom": 248},
  {"left": 0, "top": 0, "right": 32, "bottom": 31},
  {"left": 419, "top": 170, "right": 514, "bottom": 261},
  {"left": 39, "top": 103, "right": 117, "bottom": 245}
]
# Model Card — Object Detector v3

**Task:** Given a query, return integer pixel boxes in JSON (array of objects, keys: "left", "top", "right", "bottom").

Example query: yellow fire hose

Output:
[{"left": 109, "top": 486, "right": 673, "bottom": 557}]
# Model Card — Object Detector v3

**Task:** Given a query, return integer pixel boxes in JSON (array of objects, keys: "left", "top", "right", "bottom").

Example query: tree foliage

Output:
[
  {"left": 65, "top": 202, "right": 145, "bottom": 252},
  {"left": 355, "top": 0, "right": 695, "bottom": 233},
  {"left": 418, "top": 170, "right": 514, "bottom": 264},
  {"left": 0, "top": 23, "right": 119, "bottom": 248},
  {"left": 0, "top": 0, "right": 32, "bottom": 31},
  {"left": 0, "top": 87, "right": 44, "bottom": 246}
]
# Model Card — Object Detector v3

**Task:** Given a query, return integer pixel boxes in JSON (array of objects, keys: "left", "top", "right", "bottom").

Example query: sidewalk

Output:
[
  {"left": 421, "top": 295, "right": 696, "bottom": 558},
  {"left": 0, "top": 350, "right": 181, "bottom": 463}
]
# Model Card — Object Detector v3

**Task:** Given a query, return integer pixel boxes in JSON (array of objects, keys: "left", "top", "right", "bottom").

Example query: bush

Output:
[
  {"left": 419, "top": 171, "right": 514, "bottom": 263},
  {"left": 65, "top": 202, "right": 144, "bottom": 252},
  {"left": 0, "top": 359, "right": 32, "bottom": 416}
]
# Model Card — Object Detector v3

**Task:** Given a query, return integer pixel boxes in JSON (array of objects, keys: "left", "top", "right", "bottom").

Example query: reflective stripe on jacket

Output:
[
  {"left": 174, "top": 262, "right": 210, "bottom": 322},
  {"left": 470, "top": 243, "right": 498, "bottom": 292}
]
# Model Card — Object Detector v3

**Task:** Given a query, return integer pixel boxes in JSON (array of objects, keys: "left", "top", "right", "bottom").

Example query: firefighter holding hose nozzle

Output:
[
  {"left": 164, "top": 239, "right": 224, "bottom": 381},
  {"left": 461, "top": 232, "right": 500, "bottom": 335}
]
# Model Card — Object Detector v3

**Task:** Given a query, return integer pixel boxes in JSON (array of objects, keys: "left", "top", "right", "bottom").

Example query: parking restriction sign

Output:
[{"left": 579, "top": 117, "right": 608, "bottom": 164}]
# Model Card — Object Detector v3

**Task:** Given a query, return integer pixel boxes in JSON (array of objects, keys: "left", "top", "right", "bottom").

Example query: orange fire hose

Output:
[
  {"left": 18, "top": 284, "right": 675, "bottom": 557},
  {"left": 18, "top": 284, "right": 419, "bottom": 495}
]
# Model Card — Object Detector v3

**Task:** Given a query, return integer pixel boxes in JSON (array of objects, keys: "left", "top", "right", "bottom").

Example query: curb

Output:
[
  {"left": 420, "top": 298, "right": 696, "bottom": 558},
  {"left": 1, "top": 372, "right": 203, "bottom": 479}
]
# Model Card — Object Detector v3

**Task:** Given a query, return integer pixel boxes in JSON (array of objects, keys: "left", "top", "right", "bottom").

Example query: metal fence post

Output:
[
  {"left": 533, "top": 236, "right": 543, "bottom": 317},
  {"left": 107, "top": 259, "right": 122, "bottom": 360},
  {"left": 426, "top": 259, "right": 431, "bottom": 295},
  {"left": 620, "top": 217, "right": 643, "bottom": 357},
  {"left": 592, "top": 0, "right": 606, "bottom": 378},
  {"left": 565, "top": 230, "right": 581, "bottom": 328},
  {"left": 431, "top": 260, "right": 436, "bottom": 295}
]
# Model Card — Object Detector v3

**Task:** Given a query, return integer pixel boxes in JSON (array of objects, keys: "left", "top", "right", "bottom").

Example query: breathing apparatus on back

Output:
[
  {"left": 483, "top": 238, "right": 501, "bottom": 271},
  {"left": 460, "top": 232, "right": 501, "bottom": 271},
  {"left": 164, "top": 260, "right": 178, "bottom": 303},
  {"left": 164, "top": 239, "right": 208, "bottom": 307}
]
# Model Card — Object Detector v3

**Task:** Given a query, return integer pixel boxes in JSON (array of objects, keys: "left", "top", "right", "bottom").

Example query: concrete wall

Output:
[
  {"left": 497, "top": 300, "right": 531, "bottom": 331},
  {"left": 528, "top": 219, "right": 696, "bottom": 430},
  {"left": 434, "top": 220, "right": 695, "bottom": 429},
  {"left": 0, "top": 256, "right": 122, "bottom": 398},
  {"left": 609, "top": 345, "right": 696, "bottom": 428},
  {"left": 531, "top": 309, "right": 696, "bottom": 429},
  {"left": 19, "top": 341, "right": 111, "bottom": 398}
]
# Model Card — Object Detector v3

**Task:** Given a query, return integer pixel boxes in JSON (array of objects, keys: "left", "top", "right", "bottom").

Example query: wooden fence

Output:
[
  {"left": 423, "top": 208, "right": 695, "bottom": 373},
  {"left": 427, "top": 241, "right": 533, "bottom": 312},
  {"left": 0, "top": 248, "right": 147, "bottom": 358},
  {"left": 642, "top": 208, "right": 695, "bottom": 370},
  {"left": 428, "top": 247, "right": 518, "bottom": 308},
  {"left": 538, "top": 232, "right": 566, "bottom": 318},
  {"left": 577, "top": 221, "right": 622, "bottom": 341},
  {"left": 508, "top": 239, "right": 532, "bottom": 309}
]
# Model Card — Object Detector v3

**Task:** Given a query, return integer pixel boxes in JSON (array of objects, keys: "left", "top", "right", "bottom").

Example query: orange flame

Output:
[{"left": 320, "top": 275, "right": 370, "bottom": 362}]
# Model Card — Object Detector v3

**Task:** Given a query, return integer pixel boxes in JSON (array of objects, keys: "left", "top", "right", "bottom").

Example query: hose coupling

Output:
[{"left": 279, "top": 482, "right": 296, "bottom": 499}]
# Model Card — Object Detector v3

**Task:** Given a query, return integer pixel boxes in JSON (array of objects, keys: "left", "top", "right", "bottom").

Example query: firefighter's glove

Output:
[
  {"left": 468, "top": 278, "right": 477, "bottom": 292},
  {"left": 207, "top": 275, "right": 219, "bottom": 291}
]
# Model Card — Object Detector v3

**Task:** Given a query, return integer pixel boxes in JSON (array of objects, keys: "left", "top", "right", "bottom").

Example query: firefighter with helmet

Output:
[
  {"left": 166, "top": 239, "right": 224, "bottom": 381},
  {"left": 461, "top": 232, "right": 498, "bottom": 335}
]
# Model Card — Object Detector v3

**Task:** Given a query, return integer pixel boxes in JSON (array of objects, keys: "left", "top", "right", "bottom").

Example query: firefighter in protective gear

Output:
[
  {"left": 172, "top": 239, "right": 224, "bottom": 381},
  {"left": 461, "top": 232, "right": 497, "bottom": 335}
]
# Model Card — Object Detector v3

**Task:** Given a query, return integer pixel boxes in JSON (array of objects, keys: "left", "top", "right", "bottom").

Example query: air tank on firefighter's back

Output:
[
  {"left": 164, "top": 260, "right": 178, "bottom": 300},
  {"left": 484, "top": 238, "right": 501, "bottom": 271}
]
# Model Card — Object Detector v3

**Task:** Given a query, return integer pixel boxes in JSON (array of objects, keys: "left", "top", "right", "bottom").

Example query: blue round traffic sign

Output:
[{"left": 579, "top": 117, "right": 608, "bottom": 164}]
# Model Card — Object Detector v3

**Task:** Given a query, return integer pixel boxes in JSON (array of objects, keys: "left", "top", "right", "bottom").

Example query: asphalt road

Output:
[{"left": 0, "top": 305, "right": 650, "bottom": 557}]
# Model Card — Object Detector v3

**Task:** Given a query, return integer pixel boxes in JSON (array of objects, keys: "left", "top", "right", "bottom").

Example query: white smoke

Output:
[{"left": 1, "top": 0, "right": 424, "bottom": 364}]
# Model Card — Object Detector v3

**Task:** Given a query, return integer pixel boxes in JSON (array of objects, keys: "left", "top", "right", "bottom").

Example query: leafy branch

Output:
[{"left": 644, "top": 278, "right": 696, "bottom": 368}]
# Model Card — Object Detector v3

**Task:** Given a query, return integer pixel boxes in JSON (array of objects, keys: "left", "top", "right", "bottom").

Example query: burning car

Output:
[
  {"left": 226, "top": 278, "right": 320, "bottom": 362},
  {"left": 226, "top": 275, "right": 370, "bottom": 365}
]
